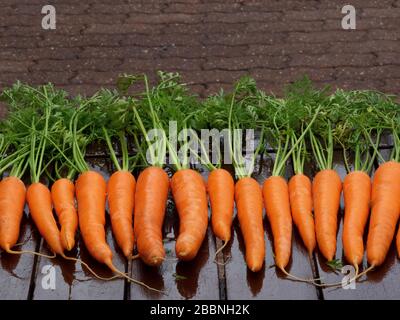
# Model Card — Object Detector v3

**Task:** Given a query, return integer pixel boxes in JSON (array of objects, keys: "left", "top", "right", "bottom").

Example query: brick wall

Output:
[{"left": 0, "top": 0, "right": 399, "bottom": 98}]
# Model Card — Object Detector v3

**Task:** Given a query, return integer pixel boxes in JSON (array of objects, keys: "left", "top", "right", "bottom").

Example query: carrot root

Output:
[
  {"left": 213, "top": 240, "right": 231, "bottom": 266},
  {"left": 5, "top": 248, "right": 56, "bottom": 259},
  {"left": 106, "top": 262, "right": 166, "bottom": 294}
]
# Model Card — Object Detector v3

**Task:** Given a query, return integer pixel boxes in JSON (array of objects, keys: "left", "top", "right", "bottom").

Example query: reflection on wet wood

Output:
[
  {"left": 224, "top": 156, "right": 319, "bottom": 300},
  {"left": 0, "top": 146, "right": 399, "bottom": 300},
  {"left": 129, "top": 165, "right": 220, "bottom": 300},
  {"left": 315, "top": 149, "right": 400, "bottom": 300}
]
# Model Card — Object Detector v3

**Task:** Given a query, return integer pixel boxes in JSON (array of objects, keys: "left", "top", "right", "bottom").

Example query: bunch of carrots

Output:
[{"left": 0, "top": 73, "right": 399, "bottom": 292}]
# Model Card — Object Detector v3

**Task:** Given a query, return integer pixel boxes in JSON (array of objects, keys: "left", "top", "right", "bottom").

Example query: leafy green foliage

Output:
[
  {"left": 0, "top": 73, "right": 399, "bottom": 177},
  {"left": 327, "top": 259, "right": 344, "bottom": 272}
]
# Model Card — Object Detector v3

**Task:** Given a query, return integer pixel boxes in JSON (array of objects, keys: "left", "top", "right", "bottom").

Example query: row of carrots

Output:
[{"left": 0, "top": 73, "right": 399, "bottom": 292}]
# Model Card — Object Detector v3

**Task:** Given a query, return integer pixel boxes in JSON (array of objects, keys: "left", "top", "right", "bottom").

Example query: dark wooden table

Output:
[{"left": 0, "top": 143, "right": 399, "bottom": 300}]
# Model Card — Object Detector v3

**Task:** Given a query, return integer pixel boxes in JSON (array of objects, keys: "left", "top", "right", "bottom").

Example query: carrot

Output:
[
  {"left": 263, "top": 176, "right": 292, "bottom": 270},
  {"left": 75, "top": 171, "right": 113, "bottom": 266},
  {"left": 0, "top": 176, "right": 26, "bottom": 252},
  {"left": 26, "top": 182, "right": 64, "bottom": 255},
  {"left": 134, "top": 166, "right": 169, "bottom": 266},
  {"left": 313, "top": 169, "right": 342, "bottom": 261},
  {"left": 74, "top": 170, "right": 162, "bottom": 291},
  {"left": 107, "top": 170, "right": 136, "bottom": 258},
  {"left": 235, "top": 177, "right": 265, "bottom": 272},
  {"left": 367, "top": 161, "right": 400, "bottom": 267},
  {"left": 208, "top": 168, "right": 235, "bottom": 243},
  {"left": 51, "top": 178, "right": 78, "bottom": 251},
  {"left": 288, "top": 173, "right": 316, "bottom": 255},
  {"left": 171, "top": 168, "right": 208, "bottom": 261},
  {"left": 342, "top": 171, "right": 371, "bottom": 266}
]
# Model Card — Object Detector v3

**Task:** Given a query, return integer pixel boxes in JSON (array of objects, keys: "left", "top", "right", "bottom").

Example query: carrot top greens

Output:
[{"left": 0, "top": 73, "right": 399, "bottom": 176}]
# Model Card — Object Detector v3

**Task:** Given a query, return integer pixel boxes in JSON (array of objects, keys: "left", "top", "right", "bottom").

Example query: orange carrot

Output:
[
  {"left": 367, "top": 161, "right": 400, "bottom": 266},
  {"left": 171, "top": 169, "right": 208, "bottom": 261},
  {"left": 51, "top": 178, "right": 78, "bottom": 251},
  {"left": 263, "top": 176, "right": 292, "bottom": 270},
  {"left": 0, "top": 177, "right": 26, "bottom": 252},
  {"left": 235, "top": 177, "right": 265, "bottom": 272},
  {"left": 26, "top": 182, "right": 64, "bottom": 255},
  {"left": 313, "top": 169, "right": 342, "bottom": 261},
  {"left": 134, "top": 166, "right": 169, "bottom": 266},
  {"left": 107, "top": 170, "right": 136, "bottom": 258},
  {"left": 288, "top": 173, "right": 316, "bottom": 255},
  {"left": 75, "top": 170, "right": 164, "bottom": 292},
  {"left": 342, "top": 171, "right": 371, "bottom": 266},
  {"left": 208, "top": 168, "right": 235, "bottom": 242},
  {"left": 75, "top": 171, "right": 113, "bottom": 267}
]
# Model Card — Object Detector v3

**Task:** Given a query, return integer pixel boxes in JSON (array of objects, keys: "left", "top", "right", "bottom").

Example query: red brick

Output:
[
  {"left": 204, "top": 11, "right": 282, "bottom": 23},
  {"left": 90, "top": 3, "right": 162, "bottom": 14},
  {"left": 0, "top": 47, "right": 80, "bottom": 60},
  {"left": 85, "top": 23, "right": 162, "bottom": 35},
  {"left": 164, "top": 22, "right": 245, "bottom": 35},
  {"left": 5, "top": 25, "right": 84, "bottom": 36},
  {"left": 120, "top": 34, "right": 202, "bottom": 47},
  {"left": 0, "top": 0, "right": 83, "bottom": 4},
  {"left": 159, "top": 45, "right": 248, "bottom": 58},
  {"left": 329, "top": 40, "right": 400, "bottom": 53},
  {"left": 245, "top": 21, "right": 324, "bottom": 33},
  {"left": 0, "top": 15, "right": 41, "bottom": 26},
  {"left": 282, "top": 9, "right": 340, "bottom": 21},
  {"left": 0, "top": 0, "right": 398, "bottom": 99},
  {"left": 0, "top": 71, "right": 73, "bottom": 85},
  {"left": 322, "top": 79, "right": 385, "bottom": 91},
  {"left": 287, "top": 31, "right": 367, "bottom": 43},
  {"left": 0, "top": 4, "right": 89, "bottom": 15},
  {"left": 289, "top": 53, "right": 376, "bottom": 67},
  {"left": 323, "top": 17, "right": 400, "bottom": 31},
  {"left": 361, "top": 8, "right": 400, "bottom": 18},
  {"left": 57, "top": 14, "right": 128, "bottom": 25},
  {"left": 164, "top": 2, "right": 242, "bottom": 14},
  {"left": 383, "top": 78, "right": 400, "bottom": 93},
  {"left": 0, "top": 37, "right": 39, "bottom": 48},
  {"left": 0, "top": 61, "right": 34, "bottom": 72},
  {"left": 368, "top": 30, "right": 400, "bottom": 40},
  {"left": 205, "top": 32, "right": 287, "bottom": 46},
  {"left": 38, "top": 34, "right": 123, "bottom": 47},
  {"left": 242, "top": 0, "right": 319, "bottom": 11},
  {"left": 125, "top": 13, "right": 201, "bottom": 24},
  {"left": 335, "top": 66, "right": 400, "bottom": 80},
  {"left": 203, "top": 55, "right": 290, "bottom": 71},
  {"left": 30, "top": 58, "right": 122, "bottom": 72},
  {"left": 251, "top": 67, "right": 336, "bottom": 83},
  {"left": 119, "top": 57, "right": 204, "bottom": 71},
  {"left": 70, "top": 71, "right": 121, "bottom": 85},
  {"left": 248, "top": 42, "right": 330, "bottom": 56},
  {"left": 79, "top": 47, "right": 157, "bottom": 59},
  {"left": 317, "top": 0, "right": 394, "bottom": 8},
  {"left": 180, "top": 70, "right": 247, "bottom": 85},
  {"left": 376, "top": 52, "right": 400, "bottom": 65}
]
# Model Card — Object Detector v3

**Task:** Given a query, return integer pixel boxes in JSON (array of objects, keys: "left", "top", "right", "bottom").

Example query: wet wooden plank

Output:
[
  {"left": 314, "top": 149, "right": 400, "bottom": 300},
  {"left": 0, "top": 173, "right": 41, "bottom": 300},
  {"left": 0, "top": 212, "right": 39, "bottom": 300},
  {"left": 129, "top": 166, "right": 220, "bottom": 300},
  {"left": 31, "top": 158, "right": 127, "bottom": 300},
  {"left": 224, "top": 155, "right": 320, "bottom": 300}
]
